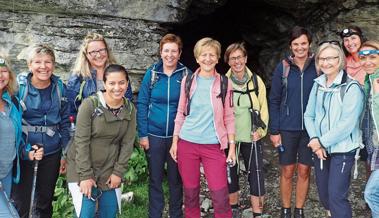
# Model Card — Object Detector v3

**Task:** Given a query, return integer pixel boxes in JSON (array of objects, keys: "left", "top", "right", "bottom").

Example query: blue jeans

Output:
[
  {"left": 314, "top": 152, "right": 355, "bottom": 218},
  {"left": 365, "top": 169, "right": 379, "bottom": 218},
  {"left": 0, "top": 170, "right": 19, "bottom": 218},
  {"left": 146, "top": 135, "right": 183, "bottom": 218},
  {"left": 79, "top": 188, "right": 117, "bottom": 218}
]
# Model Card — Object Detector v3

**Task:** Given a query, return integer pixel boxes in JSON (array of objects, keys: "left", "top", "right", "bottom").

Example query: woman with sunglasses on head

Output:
[
  {"left": 170, "top": 37, "right": 236, "bottom": 218},
  {"left": 137, "top": 33, "right": 191, "bottom": 218},
  {"left": 11, "top": 44, "right": 68, "bottom": 218},
  {"left": 67, "top": 32, "right": 133, "bottom": 120},
  {"left": 339, "top": 26, "right": 366, "bottom": 85},
  {"left": 0, "top": 54, "right": 23, "bottom": 217},
  {"left": 359, "top": 40, "right": 379, "bottom": 218},
  {"left": 224, "top": 42, "right": 269, "bottom": 218},
  {"left": 66, "top": 64, "right": 136, "bottom": 218},
  {"left": 269, "top": 26, "right": 318, "bottom": 218},
  {"left": 304, "top": 42, "right": 364, "bottom": 218}
]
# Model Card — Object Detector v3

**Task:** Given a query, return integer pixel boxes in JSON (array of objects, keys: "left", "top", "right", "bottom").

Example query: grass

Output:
[{"left": 120, "top": 178, "right": 169, "bottom": 218}]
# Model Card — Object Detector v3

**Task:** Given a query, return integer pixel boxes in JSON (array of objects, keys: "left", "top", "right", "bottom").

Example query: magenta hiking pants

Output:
[{"left": 177, "top": 139, "right": 232, "bottom": 218}]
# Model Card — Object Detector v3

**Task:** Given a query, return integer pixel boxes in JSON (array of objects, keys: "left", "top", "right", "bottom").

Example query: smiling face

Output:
[
  {"left": 104, "top": 71, "right": 128, "bottom": 101},
  {"left": 28, "top": 54, "right": 55, "bottom": 83},
  {"left": 0, "top": 66, "right": 10, "bottom": 93},
  {"left": 196, "top": 46, "right": 219, "bottom": 73},
  {"left": 290, "top": 34, "right": 310, "bottom": 59},
  {"left": 359, "top": 46, "right": 379, "bottom": 74},
  {"left": 160, "top": 42, "right": 181, "bottom": 70},
  {"left": 318, "top": 47, "right": 341, "bottom": 77},
  {"left": 228, "top": 49, "right": 247, "bottom": 74},
  {"left": 343, "top": 34, "right": 362, "bottom": 55},
  {"left": 86, "top": 40, "right": 108, "bottom": 69}
]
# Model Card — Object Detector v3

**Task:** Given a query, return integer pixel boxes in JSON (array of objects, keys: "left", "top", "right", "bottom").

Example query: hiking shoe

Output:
[
  {"left": 232, "top": 208, "right": 241, "bottom": 218},
  {"left": 294, "top": 208, "right": 304, "bottom": 218},
  {"left": 280, "top": 208, "right": 291, "bottom": 218}
]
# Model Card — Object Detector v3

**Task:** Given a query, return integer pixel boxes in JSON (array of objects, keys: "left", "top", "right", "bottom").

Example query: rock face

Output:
[{"left": 0, "top": 0, "right": 378, "bottom": 90}]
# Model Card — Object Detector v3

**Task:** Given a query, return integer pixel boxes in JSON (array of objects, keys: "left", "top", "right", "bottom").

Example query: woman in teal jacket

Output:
[
  {"left": 0, "top": 54, "right": 23, "bottom": 217},
  {"left": 304, "top": 42, "right": 364, "bottom": 218}
]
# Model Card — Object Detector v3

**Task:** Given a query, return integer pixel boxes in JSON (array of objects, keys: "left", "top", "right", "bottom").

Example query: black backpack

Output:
[{"left": 184, "top": 73, "right": 229, "bottom": 116}]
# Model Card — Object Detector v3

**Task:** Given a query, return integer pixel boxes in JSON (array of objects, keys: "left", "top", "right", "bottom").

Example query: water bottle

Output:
[{"left": 277, "top": 144, "right": 285, "bottom": 153}]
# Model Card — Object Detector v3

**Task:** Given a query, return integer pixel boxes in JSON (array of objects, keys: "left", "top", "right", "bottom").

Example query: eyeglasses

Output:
[
  {"left": 87, "top": 48, "right": 107, "bottom": 57},
  {"left": 339, "top": 28, "right": 360, "bottom": 38},
  {"left": 0, "top": 58, "right": 5, "bottom": 67},
  {"left": 318, "top": 40, "right": 340, "bottom": 47},
  {"left": 229, "top": 55, "right": 245, "bottom": 62},
  {"left": 318, "top": 56, "right": 339, "bottom": 63}
]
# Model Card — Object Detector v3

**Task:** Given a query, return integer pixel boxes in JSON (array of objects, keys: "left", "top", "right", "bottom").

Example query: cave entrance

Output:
[{"left": 167, "top": 0, "right": 288, "bottom": 80}]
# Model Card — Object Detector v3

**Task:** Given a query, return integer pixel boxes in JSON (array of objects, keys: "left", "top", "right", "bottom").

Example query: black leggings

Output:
[
  {"left": 226, "top": 141, "right": 265, "bottom": 196},
  {"left": 11, "top": 151, "right": 60, "bottom": 218}
]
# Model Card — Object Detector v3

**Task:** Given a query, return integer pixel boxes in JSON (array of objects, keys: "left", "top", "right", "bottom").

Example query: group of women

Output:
[{"left": 0, "top": 25, "right": 378, "bottom": 218}]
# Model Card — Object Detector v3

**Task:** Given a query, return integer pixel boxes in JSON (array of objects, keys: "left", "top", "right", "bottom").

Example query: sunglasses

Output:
[
  {"left": 318, "top": 40, "right": 341, "bottom": 47},
  {"left": 358, "top": 50, "right": 379, "bottom": 56},
  {"left": 339, "top": 28, "right": 361, "bottom": 38},
  {"left": 0, "top": 58, "right": 5, "bottom": 67}
]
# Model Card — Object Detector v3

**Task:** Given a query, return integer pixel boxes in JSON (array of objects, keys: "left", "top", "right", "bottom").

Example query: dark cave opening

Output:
[{"left": 167, "top": 0, "right": 297, "bottom": 82}]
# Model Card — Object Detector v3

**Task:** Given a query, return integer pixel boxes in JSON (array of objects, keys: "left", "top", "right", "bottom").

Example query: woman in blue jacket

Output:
[
  {"left": 137, "top": 33, "right": 191, "bottom": 218},
  {"left": 304, "top": 42, "right": 364, "bottom": 218},
  {"left": 269, "top": 26, "right": 318, "bottom": 218},
  {"left": 11, "top": 44, "right": 70, "bottom": 218},
  {"left": 67, "top": 33, "right": 133, "bottom": 119},
  {"left": 0, "top": 54, "right": 24, "bottom": 217}
]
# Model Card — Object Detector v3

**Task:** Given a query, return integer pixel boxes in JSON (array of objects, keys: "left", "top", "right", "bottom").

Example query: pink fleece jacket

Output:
[{"left": 173, "top": 68, "right": 235, "bottom": 150}]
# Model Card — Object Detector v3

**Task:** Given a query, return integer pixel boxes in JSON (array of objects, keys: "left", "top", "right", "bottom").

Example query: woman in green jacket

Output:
[{"left": 66, "top": 64, "right": 136, "bottom": 218}]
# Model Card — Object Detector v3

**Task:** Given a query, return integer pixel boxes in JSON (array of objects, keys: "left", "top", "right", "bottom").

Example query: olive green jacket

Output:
[{"left": 66, "top": 91, "right": 136, "bottom": 190}]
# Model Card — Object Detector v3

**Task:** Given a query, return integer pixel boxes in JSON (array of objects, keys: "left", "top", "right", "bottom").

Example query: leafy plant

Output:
[{"left": 52, "top": 175, "right": 74, "bottom": 218}]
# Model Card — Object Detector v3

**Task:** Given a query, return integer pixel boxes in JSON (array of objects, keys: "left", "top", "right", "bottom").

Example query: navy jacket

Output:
[
  {"left": 137, "top": 60, "right": 191, "bottom": 138},
  {"left": 18, "top": 73, "right": 70, "bottom": 157},
  {"left": 269, "top": 55, "right": 318, "bottom": 134},
  {"left": 66, "top": 68, "right": 133, "bottom": 117}
]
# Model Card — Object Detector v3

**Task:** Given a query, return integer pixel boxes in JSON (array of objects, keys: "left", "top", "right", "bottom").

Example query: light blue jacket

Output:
[{"left": 304, "top": 70, "right": 364, "bottom": 153}]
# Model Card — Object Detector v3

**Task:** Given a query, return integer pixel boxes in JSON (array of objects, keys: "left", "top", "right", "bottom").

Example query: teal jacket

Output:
[
  {"left": 1, "top": 91, "right": 23, "bottom": 183},
  {"left": 304, "top": 70, "right": 364, "bottom": 153}
]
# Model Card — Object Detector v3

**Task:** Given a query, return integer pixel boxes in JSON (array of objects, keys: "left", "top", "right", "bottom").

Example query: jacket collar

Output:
[
  {"left": 314, "top": 70, "right": 345, "bottom": 88},
  {"left": 152, "top": 59, "right": 187, "bottom": 75},
  {"left": 26, "top": 72, "right": 59, "bottom": 96}
]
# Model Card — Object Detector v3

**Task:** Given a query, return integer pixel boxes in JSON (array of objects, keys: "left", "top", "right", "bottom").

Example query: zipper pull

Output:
[{"left": 341, "top": 162, "right": 346, "bottom": 173}]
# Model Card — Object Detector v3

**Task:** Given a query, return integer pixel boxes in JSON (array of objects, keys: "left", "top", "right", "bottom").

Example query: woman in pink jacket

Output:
[{"left": 170, "top": 37, "right": 236, "bottom": 218}]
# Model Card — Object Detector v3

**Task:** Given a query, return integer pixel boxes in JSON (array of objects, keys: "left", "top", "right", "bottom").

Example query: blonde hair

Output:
[
  {"left": 360, "top": 40, "right": 379, "bottom": 50},
  {"left": 315, "top": 43, "right": 345, "bottom": 73},
  {"left": 72, "top": 33, "right": 117, "bottom": 78},
  {"left": 193, "top": 37, "right": 221, "bottom": 59},
  {"left": 27, "top": 44, "right": 55, "bottom": 65},
  {"left": 0, "top": 53, "right": 17, "bottom": 96}
]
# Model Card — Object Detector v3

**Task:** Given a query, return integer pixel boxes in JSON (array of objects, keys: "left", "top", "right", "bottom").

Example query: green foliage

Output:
[
  {"left": 52, "top": 176, "right": 74, "bottom": 218},
  {"left": 123, "top": 143, "right": 148, "bottom": 185}
]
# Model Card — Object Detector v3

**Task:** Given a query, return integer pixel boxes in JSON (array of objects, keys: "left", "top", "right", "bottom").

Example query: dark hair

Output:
[
  {"left": 341, "top": 25, "right": 367, "bottom": 56},
  {"left": 103, "top": 64, "right": 129, "bottom": 83},
  {"left": 289, "top": 26, "right": 312, "bottom": 45},
  {"left": 159, "top": 33, "right": 183, "bottom": 53}
]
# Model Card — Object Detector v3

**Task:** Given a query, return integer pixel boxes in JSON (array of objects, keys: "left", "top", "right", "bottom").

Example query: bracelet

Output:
[{"left": 228, "top": 140, "right": 235, "bottom": 145}]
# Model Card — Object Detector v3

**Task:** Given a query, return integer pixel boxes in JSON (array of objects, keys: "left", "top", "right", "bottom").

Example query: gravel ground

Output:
[{"left": 198, "top": 139, "right": 372, "bottom": 218}]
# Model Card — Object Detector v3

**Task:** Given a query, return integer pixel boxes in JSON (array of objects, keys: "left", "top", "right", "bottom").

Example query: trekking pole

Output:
[
  {"left": 29, "top": 144, "right": 42, "bottom": 218},
  {"left": 253, "top": 140, "right": 263, "bottom": 209}
]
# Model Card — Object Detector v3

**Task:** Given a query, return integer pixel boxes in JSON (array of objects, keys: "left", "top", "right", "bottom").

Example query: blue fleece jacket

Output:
[
  {"left": 269, "top": 55, "right": 318, "bottom": 134},
  {"left": 137, "top": 60, "right": 191, "bottom": 138}
]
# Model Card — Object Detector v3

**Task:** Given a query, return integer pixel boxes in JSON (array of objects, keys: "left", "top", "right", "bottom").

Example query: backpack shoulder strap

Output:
[
  {"left": 219, "top": 74, "right": 228, "bottom": 106},
  {"left": 11, "top": 96, "right": 20, "bottom": 111},
  {"left": 251, "top": 73, "right": 259, "bottom": 97},
  {"left": 184, "top": 73, "right": 195, "bottom": 115},
  {"left": 17, "top": 72, "right": 29, "bottom": 112},
  {"left": 75, "top": 76, "right": 86, "bottom": 102},
  {"left": 282, "top": 59, "right": 290, "bottom": 85}
]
